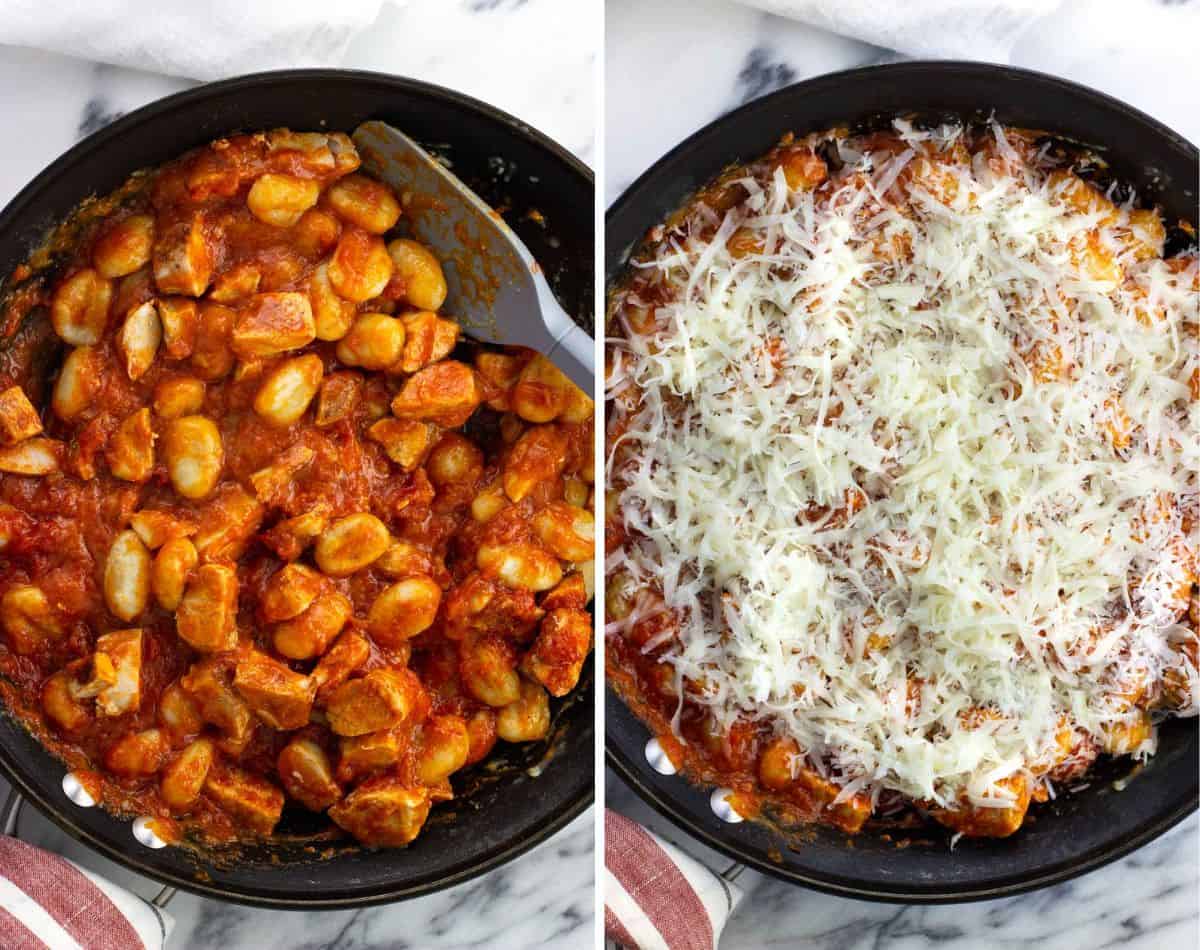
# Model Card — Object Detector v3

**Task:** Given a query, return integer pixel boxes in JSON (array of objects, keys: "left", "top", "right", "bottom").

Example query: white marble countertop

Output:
[
  {"left": 605, "top": 1, "right": 1199, "bottom": 948},
  {"left": 0, "top": 2, "right": 594, "bottom": 948}
]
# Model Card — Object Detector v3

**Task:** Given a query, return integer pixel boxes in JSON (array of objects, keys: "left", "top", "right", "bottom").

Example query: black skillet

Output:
[
  {"left": 606, "top": 61, "right": 1199, "bottom": 903},
  {"left": 0, "top": 69, "right": 593, "bottom": 909}
]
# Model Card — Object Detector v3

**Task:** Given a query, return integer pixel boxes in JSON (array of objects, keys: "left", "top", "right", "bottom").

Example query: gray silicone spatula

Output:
[{"left": 353, "top": 120, "right": 594, "bottom": 391}]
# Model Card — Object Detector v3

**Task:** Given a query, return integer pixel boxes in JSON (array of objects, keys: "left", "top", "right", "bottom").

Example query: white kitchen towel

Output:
[
  {"left": 0, "top": 0, "right": 397, "bottom": 80},
  {"left": 733, "top": 0, "right": 1063, "bottom": 63}
]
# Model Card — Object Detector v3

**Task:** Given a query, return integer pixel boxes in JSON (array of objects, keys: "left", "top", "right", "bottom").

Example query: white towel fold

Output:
[
  {"left": 0, "top": 0, "right": 394, "bottom": 80},
  {"left": 733, "top": 0, "right": 1062, "bottom": 63}
]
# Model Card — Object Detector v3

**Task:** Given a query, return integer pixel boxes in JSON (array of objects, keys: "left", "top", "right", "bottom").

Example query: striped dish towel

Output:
[
  {"left": 605, "top": 809, "right": 745, "bottom": 950},
  {"left": 0, "top": 836, "right": 172, "bottom": 949}
]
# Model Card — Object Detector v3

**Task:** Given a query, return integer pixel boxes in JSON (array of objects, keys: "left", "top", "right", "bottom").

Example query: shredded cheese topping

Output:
[{"left": 607, "top": 120, "right": 1199, "bottom": 811}]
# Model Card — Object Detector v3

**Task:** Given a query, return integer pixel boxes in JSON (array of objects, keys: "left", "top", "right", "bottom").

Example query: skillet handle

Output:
[
  {"left": 720, "top": 860, "right": 747, "bottom": 883},
  {"left": 2, "top": 786, "right": 22, "bottom": 836},
  {"left": 1, "top": 786, "right": 176, "bottom": 907}
]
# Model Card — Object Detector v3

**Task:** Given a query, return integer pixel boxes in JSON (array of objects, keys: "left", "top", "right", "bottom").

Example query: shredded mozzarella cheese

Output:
[{"left": 608, "top": 120, "right": 1199, "bottom": 810}]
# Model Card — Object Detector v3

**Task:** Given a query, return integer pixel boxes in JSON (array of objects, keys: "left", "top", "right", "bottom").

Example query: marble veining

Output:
[
  {"left": 606, "top": 2, "right": 1198, "bottom": 948},
  {"left": 608, "top": 770, "right": 1199, "bottom": 950},
  {"left": 0, "top": 3, "right": 594, "bottom": 948}
]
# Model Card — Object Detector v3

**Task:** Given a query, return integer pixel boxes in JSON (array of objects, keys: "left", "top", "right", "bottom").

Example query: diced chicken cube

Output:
[
  {"left": 0, "top": 437, "right": 63, "bottom": 476},
  {"left": 93, "top": 628, "right": 143, "bottom": 717},
  {"left": 0, "top": 387, "right": 43, "bottom": 444},
  {"left": 336, "top": 728, "right": 404, "bottom": 783},
  {"left": 398, "top": 311, "right": 458, "bottom": 373},
  {"left": 309, "top": 630, "right": 370, "bottom": 705},
  {"left": 389, "top": 361, "right": 483, "bottom": 427},
  {"left": 105, "top": 408, "right": 155, "bottom": 482},
  {"left": 261, "top": 506, "right": 329, "bottom": 561},
  {"left": 129, "top": 510, "right": 196, "bottom": 549},
  {"left": 521, "top": 607, "right": 591, "bottom": 697},
  {"left": 314, "top": 372, "right": 362, "bottom": 427},
  {"left": 156, "top": 297, "right": 198, "bottom": 359},
  {"left": 180, "top": 659, "right": 252, "bottom": 747},
  {"left": 325, "top": 669, "right": 423, "bottom": 737},
  {"left": 176, "top": 564, "right": 239, "bottom": 652},
  {"left": 366, "top": 418, "right": 435, "bottom": 470},
  {"left": 232, "top": 651, "right": 315, "bottom": 730},
  {"left": 153, "top": 214, "right": 215, "bottom": 297},
  {"left": 328, "top": 777, "right": 430, "bottom": 847},
  {"left": 203, "top": 763, "right": 284, "bottom": 836},
  {"left": 192, "top": 485, "right": 264, "bottom": 561},
  {"left": 231, "top": 292, "right": 316, "bottom": 358},
  {"left": 931, "top": 775, "right": 1032, "bottom": 839},
  {"left": 248, "top": 444, "right": 314, "bottom": 505}
]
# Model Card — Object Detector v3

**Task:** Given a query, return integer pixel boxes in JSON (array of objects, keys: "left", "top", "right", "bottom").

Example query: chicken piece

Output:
[
  {"left": 248, "top": 444, "right": 315, "bottom": 506},
  {"left": 328, "top": 777, "right": 430, "bottom": 847},
  {"left": 105, "top": 408, "right": 155, "bottom": 482},
  {"left": 0, "top": 437, "right": 62, "bottom": 475},
  {"left": 314, "top": 372, "right": 362, "bottom": 427},
  {"left": 176, "top": 564, "right": 239, "bottom": 652},
  {"left": 336, "top": 728, "right": 405, "bottom": 783},
  {"left": 153, "top": 213, "right": 215, "bottom": 296},
  {"left": 92, "top": 628, "right": 143, "bottom": 717},
  {"left": 441, "top": 572, "right": 543, "bottom": 641},
  {"left": 156, "top": 297, "right": 199, "bottom": 358},
  {"left": 203, "top": 763, "right": 284, "bottom": 836},
  {"left": 129, "top": 510, "right": 196, "bottom": 550},
  {"left": 521, "top": 608, "right": 591, "bottom": 697},
  {"left": 180, "top": 659, "right": 252, "bottom": 749},
  {"left": 261, "top": 505, "right": 329, "bottom": 561},
  {"left": 192, "top": 485, "right": 264, "bottom": 561},
  {"left": 931, "top": 774, "right": 1032, "bottom": 839},
  {"left": 232, "top": 651, "right": 315, "bottom": 730},
  {"left": 397, "top": 311, "right": 458, "bottom": 374},
  {"left": 0, "top": 386, "right": 43, "bottom": 444},
  {"left": 502, "top": 425, "right": 569, "bottom": 503},
  {"left": 324, "top": 669, "right": 424, "bottom": 737},
  {"left": 66, "top": 652, "right": 117, "bottom": 701},
  {"left": 540, "top": 572, "right": 588, "bottom": 611},
  {"left": 389, "top": 361, "right": 483, "bottom": 427},
  {"left": 309, "top": 630, "right": 370, "bottom": 705},
  {"left": 231, "top": 292, "right": 316, "bottom": 358},
  {"left": 278, "top": 738, "right": 341, "bottom": 811},
  {"left": 366, "top": 418, "right": 435, "bottom": 470}
]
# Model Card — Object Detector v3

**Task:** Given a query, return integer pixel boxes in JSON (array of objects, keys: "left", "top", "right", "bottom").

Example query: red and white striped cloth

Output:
[
  {"left": 0, "top": 836, "right": 172, "bottom": 950},
  {"left": 605, "top": 809, "right": 744, "bottom": 950}
]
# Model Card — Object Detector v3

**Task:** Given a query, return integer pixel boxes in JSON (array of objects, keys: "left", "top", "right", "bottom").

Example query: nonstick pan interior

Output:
[
  {"left": 605, "top": 61, "right": 1199, "bottom": 903},
  {"left": 0, "top": 69, "right": 594, "bottom": 909}
]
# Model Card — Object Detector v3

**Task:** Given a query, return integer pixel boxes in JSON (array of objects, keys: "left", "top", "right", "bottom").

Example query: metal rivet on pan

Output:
[
  {"left": 710, "top": 787, "right": 744, "bottom": 823},
  {"left": 132, "top": 816, "right": 167, "bottom": 849},
  {"left": 61, "top": 772, "right": 96, "bottom": 808},
  {"left": 644, "top": 737, "right": 678, "bottom": 775}
]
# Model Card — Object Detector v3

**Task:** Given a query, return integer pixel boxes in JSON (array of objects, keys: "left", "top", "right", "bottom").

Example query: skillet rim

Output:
[
  {"left": 0, "top": 66, "right": 595, "bottom": 909},
  {"left": 604, "top": 59, "right": 1199, "bottom": 904}
]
